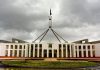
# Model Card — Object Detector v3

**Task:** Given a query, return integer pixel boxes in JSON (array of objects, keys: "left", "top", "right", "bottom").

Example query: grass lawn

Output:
[{"left": 1, "top": 60, "right": 98, "bottom": 68}]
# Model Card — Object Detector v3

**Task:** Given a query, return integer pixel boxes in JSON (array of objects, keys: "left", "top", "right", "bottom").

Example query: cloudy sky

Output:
[{"left": 0, "top": 0, "right": 100, "bottom": 43}]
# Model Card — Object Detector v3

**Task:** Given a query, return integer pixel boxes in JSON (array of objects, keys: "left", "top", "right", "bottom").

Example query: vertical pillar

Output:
[
  {"left": 81, "top": 45, "right": 84, "bottom": 57},
  {"left": 28, "top": 44, "right": 31, "bottom": 57},
  {"left": 8, "top": 45, "right": 10, "bottom": 57},
  {"left": 66, "top": 44, "right": 68, "bottom": 57},
  {"left": 77, "top": 45, "right": 79, "bottom": 57},
  {"left": 90, "top": 45, "right": 93, "bottom": 57},
  {"left": 62, "top": 44, "right": 63, "bottom": 58},
  {"left": 33, "top": 44, "right": 35, "bottom": 57},
  {"left": 21, "top": 45, "right": 24, "bottom": 57},
  {"left": 57, "top": 45, "right": 59, "bottom": 58},
  {"left": 73, "top": 44, "right": 76, "bottom": 57},
  {"left": 25, "top": 44, "right": 28, "bottom": 57},
  {"left": 42, "top": 48, "right": 44, "bottom": 58},
  {"left": 47, "top": 49, "right": 49, "bottom": 58},
  {"left": 17, "top": 45, "right": 19, "bottom": 57},
  {"left": 70, "top": 44, "right": 72, "bottom": 57},
  {"left": 32, "top": 44, "right": 34, "bottom": 57},
  {"left": 37, "top": 44, "right": 39, "bottom": 57},
  {"left": 86, "top": 45, "right": 88, "bottom": 57},
  {"left": 52, "top": 49, "right": 54, "bottom": 57},
  {"left": 12, "top": 45, "right": 15, "bottom": 57}
]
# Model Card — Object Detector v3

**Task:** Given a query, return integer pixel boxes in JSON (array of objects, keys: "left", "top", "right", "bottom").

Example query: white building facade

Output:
[{"left": 0, "top": 43, "right": 97, "bottom": 58}]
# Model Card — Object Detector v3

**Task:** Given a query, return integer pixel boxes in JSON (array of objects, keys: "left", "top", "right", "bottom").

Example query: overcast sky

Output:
[{"left": 0, "top": 0, "right": 100, "bottom": 43}]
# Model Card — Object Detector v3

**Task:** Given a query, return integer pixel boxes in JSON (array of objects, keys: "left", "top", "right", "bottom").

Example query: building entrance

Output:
[
  {"left": 44, "top": 50, "right": 47, "bottom": 57},
  {"left": 54, "top": 50, "right": 57, "bottom": 58},
  {"left": 49, "top": 50, "right": 52, "bottom": 58}
]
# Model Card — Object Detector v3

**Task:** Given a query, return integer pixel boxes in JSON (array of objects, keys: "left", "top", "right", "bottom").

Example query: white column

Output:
[
  {"left": 86, "top": 45, "right": 88, "bottom": 57},
  {"left": 73, "top": 44, "right": 76, "bottom": 57},
  {"left": 37, "top": 44, "right": 39, "bottom": 57},
  {"left": 21, "top": 45, "right": 24, "bottom": 57},
  {"left": 47, "top": 49, "right": 49, "bottom": 58},
  {"left": 42, "top": 46, "right": 44, "bottom": 57},
  {"left": 17, "top": 45, "right": 19, "bottom": 57},
  {"left": 28, "top": 44, "right": 31, "bottom": 57},
  {"left": 12, "top": 45, "right": 15, "bottom": 57},
  {"left": 90, "top": 45, "right": 93, "bottom": 57},
  {"left": 62, "top": 44, "right": 63, "bottom": 58},
  {"left": 8, "top": 45, "right": 10, "bottom": 57},
  {"left": 77, "top": 46, "right": 79, "bottom": 57},
  {"left": 70, "top": 44, "right": 72, "bottom": 57},
  {"left": 25, "top": 44, "right": 28, "bottom": 57},
  {"left": 52, "top": 49, "right": 54, "bottom": 57},
  {"left": 57, "top": 47, "right": 59, "bottom": 58},
  {"left": 32, "top": 44, "right": 34, "bottom": 57},
  {"left": 33, "top": 44, "right": 35, "bottom": 57},
  {"left": 66, "top": 44, "right": 68, "bottom": 57},
  {"left": 81, "top": 45, "right": 84, "bottom": 57}
]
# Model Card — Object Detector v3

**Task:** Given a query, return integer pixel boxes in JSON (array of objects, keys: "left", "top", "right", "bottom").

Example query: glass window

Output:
[
  {"left": 19, "top": 45, "right": 22, "bottom": 49},
  {"left": 24, "top": 45, "right": 25, "bottom": 49},
  {"left": 79, "top": 46, "right": 81, "bottom": 49},
  {"left": 92, "top": 45, "right": 95, "bottom": 49},
  {"left": 88, "top": 45, "right": 90, "bottom": 49},
  {"left": 63, "top": 44, "right": 66, "bottom": 49},
  {"left": 6, "top": 45, "right": 9, "bottom": 49},
  {"left": 5, "top": 50, "right": 8, "bottom": 56},
  {"left": 15, "top": 45, "right": 17, "bottom": 49},
  {"left": 49, "top": 43, "right": 52, "bottom": 48},
  {"left": 83, "top": 45, "right": 86, "bottom": 49},
  {"left": 75, "top": 46, "right": 77, "bottom": 49},
  {"left": 59, "top": 44, "right": 61, "bottom": 49},
  {"left": 39, "top": 44, "right": 42, "bottom": 49},
  {"left": 35, "top": 44, "right": 38, "bottom": 49},
  {"left": 11, "top": 45, "right": 13, "bottom": 49}
]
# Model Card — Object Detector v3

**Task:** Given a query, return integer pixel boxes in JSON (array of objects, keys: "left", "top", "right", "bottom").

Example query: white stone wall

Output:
[
  {"left": 0, "top": 43, "right": 99, "bottom": 58},
  {"left": 95, "top": 43, "right": 100, "bottom": 57},
  {"left": 0, "top": 43, "right": 6, "bottom": 56}
]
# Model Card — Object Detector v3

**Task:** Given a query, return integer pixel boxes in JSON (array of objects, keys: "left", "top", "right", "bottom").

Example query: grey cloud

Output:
[
  {"left": 0, "top": 0, "right": 100, "bottom": 42},
  {"left": 61, "top": 0, "right": 100, "bottom": 25},
  {"left": 0, "top": 0, "right": 48, "bottom": 32}
]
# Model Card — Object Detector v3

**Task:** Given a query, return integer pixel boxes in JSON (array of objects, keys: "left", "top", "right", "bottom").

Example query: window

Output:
[
  {"left": 24, "top": 45, "right": 25, "bottom": 49},
  {"left": 79, "top": 46, "right": 81, "bottom": 49},
  {"left": 10, "top": 50, "right": 13, "bottom": 57},
  {"left": 63, "top": 44, "right": 66, "bottom": 49},
  {"left": 92, "top": 45, "right": 95, "bottom": 49},
  {"left": 67, "top": 44, "right": 70, "bottom": 58},
  {"left": 5, "top": 50, "right": 8, "bottom": 56},
  {"left": 93, "top": 51, "right": 95, "bottom": 57},
  {"left": 88, "top": 45, "right": 90, "bottom": 49},
  {"left": 49, "top": 43, "right": 52, "bottom": 48},
  {"left": 19, "top": 45, "right": 22, "bottom": 49},
  {"left": 19, "top": 50, "right": 22, "bottom": 57},
  {"left": 59, "top": 44, "right": 61, "bottom": 49},
  {"left": 15, "top": 50, "right": 17, "bottom": 57},
  {"left": 35, "top": 44, "right": 38, "bottom": 49},
  {"left": 39, "top": 44, "right": 42, "bottom": 49},
  {"left": 79, "top": 51, "right": 82, "bottom": 57},
  {"left": 15, "top": 45, "right": 17, "bottom": 49},
  {"left": 75, "top": 46, "right": 77, "bottom": 49},
  {"left": 83, "top": 45, "right": 86, "bottom": 49},
  {"left": 6, "top": 45, "right": 9, "bottom": 49},
  {"left": 11, "top": 45, "right": 13, "bottom": 49},
  {"left": 88, "top": 51, "right": 91, "bottom": 57}
]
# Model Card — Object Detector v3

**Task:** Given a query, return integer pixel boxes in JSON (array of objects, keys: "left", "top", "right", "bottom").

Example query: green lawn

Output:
[{"left": 1, "top": 60, "right": 98, "bottom": 68}]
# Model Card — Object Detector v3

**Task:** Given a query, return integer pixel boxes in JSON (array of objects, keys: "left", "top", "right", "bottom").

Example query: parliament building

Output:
[{"left": 0, "top": 10, "right": 100, "bottom": 60}]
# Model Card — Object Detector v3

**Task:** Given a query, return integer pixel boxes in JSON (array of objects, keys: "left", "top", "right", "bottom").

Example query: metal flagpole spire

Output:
[
  {"left": 49, "top": 9, "right": 52, "bottom": 28},
  {"left": 33, "top": 9, "right": 67, "bottom": 43}
]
